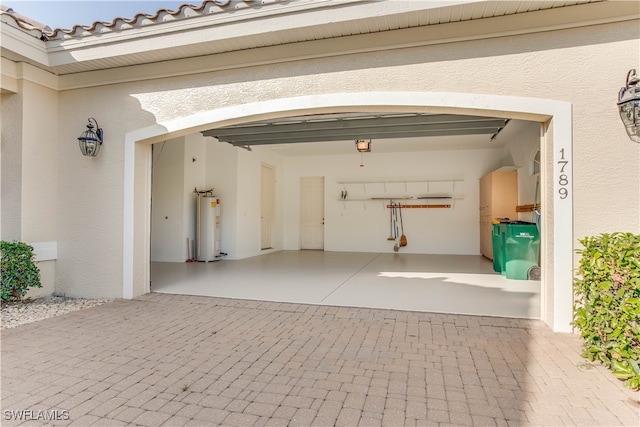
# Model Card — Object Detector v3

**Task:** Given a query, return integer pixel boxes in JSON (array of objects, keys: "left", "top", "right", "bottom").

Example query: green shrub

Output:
[
  {"left": 572, "top": 232, "right": 640, "bottom": 391},
  {"left": 0, "top": 241, "right": 42, "bottom": 302}
]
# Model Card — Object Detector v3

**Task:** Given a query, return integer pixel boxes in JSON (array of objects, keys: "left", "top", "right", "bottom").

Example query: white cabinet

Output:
[{"left": 479, "top": 171, "right": 517, "bottom": 260}]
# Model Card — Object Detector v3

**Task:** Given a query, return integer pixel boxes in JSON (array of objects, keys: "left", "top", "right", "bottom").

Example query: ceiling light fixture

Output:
[
  {"left": 77, "top": 117, "right": 103, "bottom": 156},
  {"left": 355, "top": 139, "right": 371, "bottom": 152},
  {"left": 618, "top": 69, "right": 640, "bottom": 143}
]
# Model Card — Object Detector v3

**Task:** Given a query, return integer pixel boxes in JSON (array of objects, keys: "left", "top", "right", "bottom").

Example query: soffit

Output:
[{"left": 2, "top": 0, "right": 626, "bottom": 77}]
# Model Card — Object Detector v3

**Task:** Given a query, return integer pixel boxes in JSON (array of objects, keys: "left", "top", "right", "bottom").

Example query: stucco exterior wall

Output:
[
  {"left": 21, "top": 80, "right": 58, "bottom": 244},
  {"left": 25, "top": 260, "right": 55, "bottom": 299},
  {"left": 1, "top": 75, "right": 58, "bottom": 297},
  {"left": 1, "top": 90, "right": 23, "bottom": 241},
  {"left": 55, "top": 85, "right": 133, "bottom": 298}
]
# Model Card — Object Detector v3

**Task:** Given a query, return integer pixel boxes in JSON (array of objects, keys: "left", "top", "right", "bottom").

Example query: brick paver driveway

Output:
[{"left": 2, "top": 293, "right": 638, "bottom": 426}]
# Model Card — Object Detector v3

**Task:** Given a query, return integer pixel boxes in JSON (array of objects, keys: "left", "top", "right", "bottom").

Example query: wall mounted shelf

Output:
[
  {"left": 336, "top": 179, "right": 464, "bottom": 185},
  {"left": 371, "top": 196, "right": 414, "bottom": 200},
  {"left": 386, "top": 204, "right": 451, "bottom": 209},
  {"left": 336, "top": 178, "right": 464, "bottom": 210},
  {"left": 516, "top": 203, "right": 541, "bottom": 212},
  {"left": 336, "top": 179, "right": 463, "bottom": 193}
]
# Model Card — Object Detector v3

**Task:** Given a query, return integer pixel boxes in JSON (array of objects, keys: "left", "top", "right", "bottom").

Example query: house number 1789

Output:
[{"left": 557, "top": 148, "right": 569, "bottom": 199}]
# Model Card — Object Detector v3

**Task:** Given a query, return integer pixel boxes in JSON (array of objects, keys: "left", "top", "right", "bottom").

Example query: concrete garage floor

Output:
[{"left": 151, "top": 251, "right": 540, "bottom": 319}]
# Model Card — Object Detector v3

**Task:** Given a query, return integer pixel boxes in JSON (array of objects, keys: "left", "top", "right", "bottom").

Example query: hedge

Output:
[
  {"left": 572, "top": 232, "right": 640, "bottom": 391},
  {"left": 1, "top": 241, "right": 42, "bottom": 302}
]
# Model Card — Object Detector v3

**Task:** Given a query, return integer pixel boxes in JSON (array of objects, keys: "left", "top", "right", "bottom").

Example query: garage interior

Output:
[{"left": 149, "top": 111, "right": 542, "bottom": 319}]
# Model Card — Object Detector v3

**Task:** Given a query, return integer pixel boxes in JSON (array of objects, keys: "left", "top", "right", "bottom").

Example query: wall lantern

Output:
[
  {"left": 617, "top": 69, "right": 640, "bottom": 143},
  {"left": 355, "top": 139, "right": 371, "bottom": 152},
  {"left": 77, "top": 117, "right": 104, "bottom": 156}
]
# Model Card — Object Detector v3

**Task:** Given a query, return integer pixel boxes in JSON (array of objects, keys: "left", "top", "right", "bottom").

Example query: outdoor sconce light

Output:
[
  {"left": 355, "top": 139, "right": 371, "bottom": 152},
  {"left": 618, "top": 69, "right": 640, "bottom": 143},
  {"left": 77, "top": 117, "right": 104, "bottom": 156}
]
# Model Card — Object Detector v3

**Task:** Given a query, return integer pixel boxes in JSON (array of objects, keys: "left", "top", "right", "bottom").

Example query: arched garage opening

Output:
[{"left": 124, "top": 92, "right": 572, "bottom": 332}]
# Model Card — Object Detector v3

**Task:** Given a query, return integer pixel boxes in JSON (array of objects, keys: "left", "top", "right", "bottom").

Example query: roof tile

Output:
[{"left": 1, "top": 1, "right": 270, "bottom": 41}]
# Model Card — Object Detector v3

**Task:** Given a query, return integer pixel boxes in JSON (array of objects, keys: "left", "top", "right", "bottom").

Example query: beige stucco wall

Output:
[
  {"left": 21, "top": 80, "right": 58, "bottom": 244},
  {"left": 8, "top": 17, "right": 635, "bottom": 309},
  {"left": 25, "top": 260, "right": 55, "bottom": 299},
  {"left": 55, "top": 82, "right": 157, "bottom": 298},
  {"left": 1, "top": 75, "right": 58, "bottom": 297},
  {"left": 1, "top": 90, "right": 23, "bottom": 241}
]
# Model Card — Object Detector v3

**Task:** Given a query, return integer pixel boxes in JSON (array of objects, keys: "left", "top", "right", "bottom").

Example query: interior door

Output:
[
  {"left": 300, "top": 177, "right": 324, "bottom": 250},
  {"left": 260, "top": 164, "right": 275, "bottom": 250}
]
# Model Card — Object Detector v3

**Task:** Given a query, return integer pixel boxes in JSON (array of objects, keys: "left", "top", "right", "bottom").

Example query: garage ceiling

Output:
[{"left": 202, "top": 112, "right": 518, "bottom": 155}]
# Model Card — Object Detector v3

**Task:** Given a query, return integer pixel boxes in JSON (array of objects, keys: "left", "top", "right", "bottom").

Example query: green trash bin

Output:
[
  {"left": 491, "top": 220, "right": 509, "bottom": 273},
  {"left": 492, "top": 223, "right": 501, "bottom": 272},
  {"left": 504, "top": 221, "right": 540, "bottom": 280}
]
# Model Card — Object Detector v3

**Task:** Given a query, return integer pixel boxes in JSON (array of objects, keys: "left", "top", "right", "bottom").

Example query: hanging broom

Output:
[{"left": 399, "top": 203, "right": 407, "bottom": 247}]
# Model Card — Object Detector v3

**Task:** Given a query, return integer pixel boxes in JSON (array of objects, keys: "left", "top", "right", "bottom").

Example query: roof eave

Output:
[
  {"left": 57, "top": 1, "right": 640, "bottom": 78},
  {"left": 43, "top": 0, "right": 482, "bottom": 71},
  {"left": 0, "top": 22, "right": 50, "bottom": 68}
]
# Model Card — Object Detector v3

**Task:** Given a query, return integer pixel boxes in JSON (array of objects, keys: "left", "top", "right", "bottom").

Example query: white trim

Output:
[
  {"left": 551, "top": 107, "right": 574, "bottom": 333},
  {"left": 123, "top": 126, "right": 165, "bottom": 299},
  {"left": 123, "top": 134, "right": 135, "bottom": 299},
  {"left": 28, "top": 241, "right": 57, "bottom": 261},
  {"left": 123, "top": 91, "right": 573, "bottom": 332}
]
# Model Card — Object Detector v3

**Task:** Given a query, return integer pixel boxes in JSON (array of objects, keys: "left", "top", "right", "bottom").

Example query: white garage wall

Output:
[
  {"left": 151, "top": 134, "right": 207, "bottom": 262},
  {"left": 235, "top": 147, "right": 285, "bottom": 259},
  {"left": 205, "top": 137, "right": 238, "bottom": 258},
  {"left": 518, "top": 132, "right": 543, "bottom": 223},
  {"left": 151, "top": 134, "right": 284, "bottom": 262},
  {"left": 500, "top": 121, "right": 543, "bottom": 222},
  {"left": 283, "top": 147, "right": 506, "bottom": 254},
  {"left": 183, "top": 134, "right": 206, "bottom": 259},
  {"left": 202, "top": 138, "right": 285, "bottom": 260}
]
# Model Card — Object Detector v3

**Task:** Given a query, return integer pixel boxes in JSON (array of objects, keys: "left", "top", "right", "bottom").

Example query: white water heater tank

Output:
[{"left": 197, "top": 196, "right": 221, "bottom": 261}]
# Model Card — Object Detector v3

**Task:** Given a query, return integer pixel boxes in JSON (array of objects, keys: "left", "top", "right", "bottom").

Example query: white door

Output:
[
  {"left": 260, "top": 164, "right": 275, "bottom": 250},
  {"left": 300, "top": 177, "right": 324, "bottom": 250}
]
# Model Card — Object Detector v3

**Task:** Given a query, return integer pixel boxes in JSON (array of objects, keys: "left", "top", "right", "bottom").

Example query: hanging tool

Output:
[
  {"left": 393, "top": 202, "right": 400, "bottom": 252},
  {"left": 388, "top": 200, "right": 395, "bottom": 241},
  {"left": 399, "top": 203, "right": 407, "bottom": 247}
]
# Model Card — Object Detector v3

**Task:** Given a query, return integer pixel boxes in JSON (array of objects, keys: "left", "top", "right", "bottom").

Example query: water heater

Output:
[{"left": 197, "top": 195, "right": 221, "bottom": 262}]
